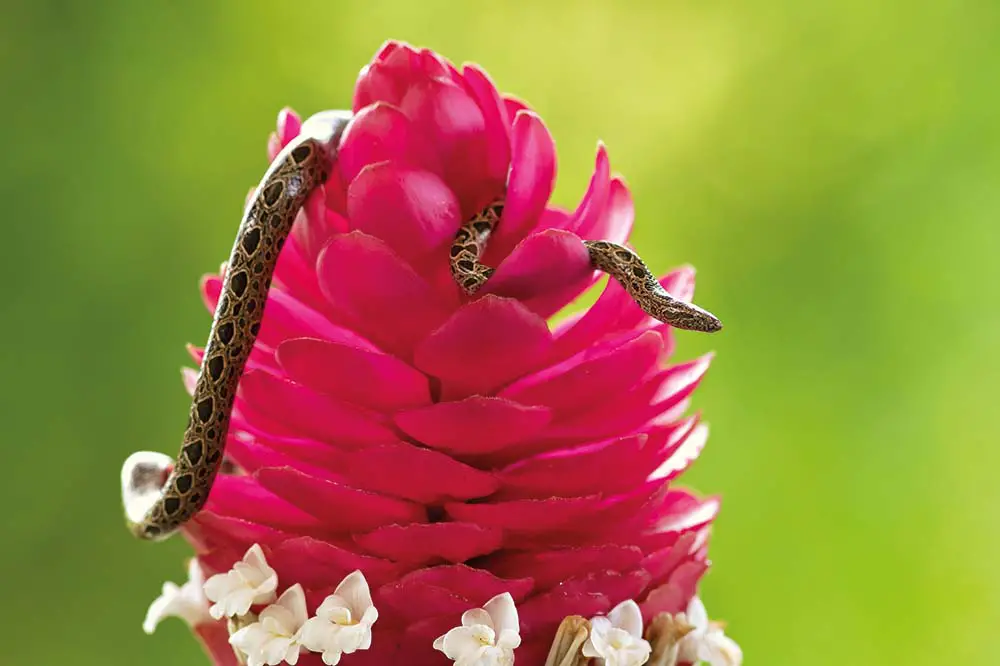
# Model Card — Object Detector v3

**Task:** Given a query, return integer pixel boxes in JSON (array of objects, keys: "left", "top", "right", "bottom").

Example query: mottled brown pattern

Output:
[
  {"left": 127, "top": 114, "right": 350, "bottom": 541},
  {"left": 585, "top": 240, "right": 722, "bottom": 332},
  {"left": 449, "top": 202, "right": 723, "bottom": 333},
  {"left": 449, "top": 198, "right": 503, "bottom": 293}
]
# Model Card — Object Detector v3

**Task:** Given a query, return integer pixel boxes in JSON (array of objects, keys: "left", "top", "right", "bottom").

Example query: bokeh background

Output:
[{"left": 2, "top": 1, "right": 998, "bottom": 663}]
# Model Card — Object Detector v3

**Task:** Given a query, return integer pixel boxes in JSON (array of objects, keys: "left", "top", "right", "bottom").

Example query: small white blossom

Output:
[
  {"left": 676, "top": 597, "right": 742, "bottom": 666},
  {"left": 433, "top": 592, "right": 521, "bottom": 666},
  {"left": 230, "top": 584, "right": 308, "bottom": 666},
  {"left": 203, "top": 543, "right": 278, "bottom": 620},
  {"left": 582, "top": 600, "right": 652, "bottom": 666},
  {"left": 298, "top": 570, "right": 379, "bottom": 665},
  {"left": 143, "top": 558, "right": 212, "bottom": 634}
]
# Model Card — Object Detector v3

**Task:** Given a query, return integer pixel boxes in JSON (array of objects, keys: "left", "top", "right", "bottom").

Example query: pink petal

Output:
[
  {"left": 480, "top": 230, "right": 594, "bottom": 318},
  {"left": 224, "top": 432, "right": 314, "bottom": 477},
  {"left": 640, "top": 532, "right": 700, "bottom": 586},
  {"left": 346, "top": 162, "right": 462, "bottom": 264},
  {"left": 277, "top": 108, "right": 302, "bottom": 147},
  {"left": 203, "top": 475, "right": 327, "bottom": 533},
  {"left": 269, "top": 536, "right": 404, "bottom": 590},
  {"left": 354, "top": 523, "right": 504, "bottom": 565},
  {"left": 649, "top": 354, "right": 715, "bottom": 412},
  {"left": 337, "top": 103, "right": 443, "bottom": 184},
  {"left": 484, "top": 544, "right": 645, "bottom": 591},
  {"left": 200, "top": 274, "right": 358, "bottom": 352},
  {"left": 559, "top": 569, "right": 651, "bottom": 609},
  {"left": 444, "top": 495, "right": 601, "bottom": 534},
  {"left": 578, "top": 177, "right": 634, "bottom": 245},
  {"left": 186, "top": 340, "right": 279, "bottom": 384},
  {"left": 316, "top": 231, "right": 453, "bottom": 358},
  {"left": 237, "top": 369, "right": 394, "bottom": 445},
  {"left": 339, "top": 441, "right": 499, "bottom": 503},
  {"left": 662, "top": 265, "right": 697, "bottom": 302},
  {"left": 502, "top": 95, "right": 531, "bottom": 126},
  {"left": 378, "top": 582, "right": 475, "bottom": 621},
  {"left": 413, "top": 296, "right": 553, "bottom": 397},
  {"left": 495, "top": 433, "right": 648, "bottom": 498},
  {"left": 460, "top": 64, "right": 512, "bottom": 185},
  {"left": 394, "top": 396, "right": 551, "bottom": 455},
  {"left": 352, "top": 41, "right": 411, "bottom": 110},
  {"left": 195, "top": 622, "right": 242, "bottom": 666},
  {"left": 256, "top": 467, "right": 427, "bottom": 532},
  {"left": 501, "top": 330, "right": 665, "bottom": 414},
  {"left": 549, "top": 278, "right": 638, "bottom": 360},
  {"left": 550, "top": 264, "right": 697, "bottom": 364},
  {"left": 272, "top": 232, "right": 327, "bottom": 310},
  {"left": 518, "top": 588, "right": 610, "bottom": 635},
  {"left": 399, "top": 78, "right": 492, "bottom": 216},
  {"left": 648, "top": 423, "right": 708, "bottom": 482},
  {"left": 566, "top": 143, "right": 611, "bottom": 235},
  {"left": 390, "top": 565, "right": 533, "bottom": 604},
  {"left": 293, "top": 191, "right": 349, "bottom": 262},
  {"left": 541, "top": 355, "right": 710, "bottom": 442},
  {"left": 640, "top": 560, "right": 709, "bottom": 617},
  {"left": 190, "top": 512, "right": 293, "bottom": 549},
  {"left": 276, "top": 338, "right": 431, "bottom": 411},
  {"left": 484, "top": 111, "right": 556, "bottom": 259}
]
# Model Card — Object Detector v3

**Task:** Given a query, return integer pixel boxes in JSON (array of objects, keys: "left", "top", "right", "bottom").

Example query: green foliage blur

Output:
[{"left": 2, "top": 1, "right": 997, "bottom": 663}]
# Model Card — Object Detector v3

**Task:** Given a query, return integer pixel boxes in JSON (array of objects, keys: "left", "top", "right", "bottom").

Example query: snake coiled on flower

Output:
[{"left": 121, "top": 112, "right": 721, "bottom": 543}]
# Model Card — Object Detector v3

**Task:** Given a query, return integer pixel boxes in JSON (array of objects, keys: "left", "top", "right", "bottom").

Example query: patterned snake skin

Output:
[
  {"left": 121, "top": 111, "right": 352, "bottom": 541},
  {"left": 450, "top": 198, "right": 723, "bottom": 332}
]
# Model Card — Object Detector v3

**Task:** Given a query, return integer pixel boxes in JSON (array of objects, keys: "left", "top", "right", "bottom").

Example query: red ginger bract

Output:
[{"left": 179, "top": 40, "right": 720, "bottom": 666}]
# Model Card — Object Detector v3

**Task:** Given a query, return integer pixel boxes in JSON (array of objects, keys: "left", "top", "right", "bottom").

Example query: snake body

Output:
[
  {"left": 122, "top": 111, "right": 352, "bottom": 541},
  {"left": 450, "top": 200, "right": 723, "bottom": 332}
]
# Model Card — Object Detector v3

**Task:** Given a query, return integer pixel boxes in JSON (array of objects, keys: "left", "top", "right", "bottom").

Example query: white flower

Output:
[
  {"left": 676, "top": 597, "right": 742, "bottom": 666},
  {"left": 298, "top": 570, "right": 379, "bottom": 665},
  {"left": 433, "top": 592, "right": 521, "bottom": 666},
  {"left": 230, "top": 584, "right": 308, "bottom": 666},
  {"left": 582, "top": 600, "right": 652, "bottom": 666},
  {"left": 143, "top": 558, "right": 211, "bottom": 634},
  {"left": 203, "top": 543, "right": 279, "bottom": 620}
]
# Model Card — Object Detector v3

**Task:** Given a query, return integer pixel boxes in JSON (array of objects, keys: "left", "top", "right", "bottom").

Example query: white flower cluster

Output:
[
  {"left": 143, "top": 543, "right": 741, "bottom": 666},
  {"left": 145, "top": 544, "right": 377, "bottom": 666},
  {"left": 583, "top": 597, "right": 742, "bottom": 666}
]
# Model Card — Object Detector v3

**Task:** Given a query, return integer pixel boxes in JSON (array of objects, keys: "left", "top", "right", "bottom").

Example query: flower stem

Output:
[{"left": 544, "top": 616, "right": 592, "bottom": 666}]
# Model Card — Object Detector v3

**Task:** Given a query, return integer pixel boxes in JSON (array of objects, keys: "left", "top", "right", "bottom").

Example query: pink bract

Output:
[{"left": 182, "top": 40, "right": 720, "bottom": 666}]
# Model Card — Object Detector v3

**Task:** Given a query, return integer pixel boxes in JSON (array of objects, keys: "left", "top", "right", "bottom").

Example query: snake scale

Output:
[
  {"left": 121, "top": 111, "right": 722, "bottom": 542},
  {"left": 121, "top": 111, "right": 352, "bottom": 541}
]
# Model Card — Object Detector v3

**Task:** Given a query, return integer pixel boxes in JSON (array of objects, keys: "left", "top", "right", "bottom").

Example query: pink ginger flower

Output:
[{"left": 154, "top": 40, "right": 723, "bottom": 666}]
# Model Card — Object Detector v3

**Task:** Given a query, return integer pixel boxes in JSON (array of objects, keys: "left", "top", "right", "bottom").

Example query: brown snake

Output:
[
  {"left": 450, "top": 198, "right": 723, "bottom": 332},
  {"left": 121, "top": 111, "right": 352, "bottom": 541}
]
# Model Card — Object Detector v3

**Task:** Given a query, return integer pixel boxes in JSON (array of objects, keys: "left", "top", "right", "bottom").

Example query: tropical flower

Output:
[
  {"left": 204, "top": 543, "right": 279, "bottom": 620},
  {"left": 582, "top": 600, "right": 652, "bottom": 666},
  {"left": 676, "top": 597, "right": 742, "bottom": 666},
  {"left": 229, "top": 584, "right": 309, "bottom": 666},
  {"left": 432, "top": 592, "right": 521, "bottom": 666},
  {"left": 143, "top": 557, "right": 212, "bottom": 634},
  {"left": 145, "top": 40, "right": 726, "bottom": 666},
  {"left": 298, "top": 570, "right": 379, "bottom": 664}
]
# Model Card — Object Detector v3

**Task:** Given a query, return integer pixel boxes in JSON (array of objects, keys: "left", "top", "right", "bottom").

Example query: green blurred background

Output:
[{"left": 2, "top": 0, "right": 998, "bottom": 663}]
